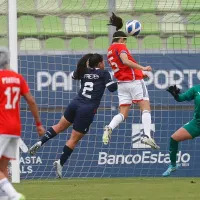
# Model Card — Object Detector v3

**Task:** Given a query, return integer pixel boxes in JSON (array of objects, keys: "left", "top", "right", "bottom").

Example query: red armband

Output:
[{"left": 36, "top": 121, "right": 42, "bottom": 127}]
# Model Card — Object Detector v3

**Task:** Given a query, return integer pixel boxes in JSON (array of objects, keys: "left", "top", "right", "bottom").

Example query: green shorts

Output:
[{"left": 183, "top": 119, "right": 200, "bottom": 138}]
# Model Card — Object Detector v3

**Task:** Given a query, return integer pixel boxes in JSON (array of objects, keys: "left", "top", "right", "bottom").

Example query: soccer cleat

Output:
[
  {"left": 141, "top": 136, "right": 160, "bottom": 150},
  {"left": 102, "top": 125, "right": 112, "bottom": 145},
  {"left": 162, "top": 164, "right": 181, "bottom": 177},
  {"left": 53, "top": 160, "right": 63, "bottom": 179},
  {"left": 29, "top": 141, "right": 42, "bottom": 156},
  {"left": 10, "top": 193, "right": 26, "bottom": 200}
]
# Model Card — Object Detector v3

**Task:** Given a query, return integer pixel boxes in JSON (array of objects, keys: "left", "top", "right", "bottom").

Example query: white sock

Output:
[
  {"left": 108, "top": 113, "right": 124, "bottom": 130},
  {"left": 142, "top": 110, "right": 151, "bottom": 138},
  {"left": 0, "top": 178, "right": 18, "bottom": 198}
]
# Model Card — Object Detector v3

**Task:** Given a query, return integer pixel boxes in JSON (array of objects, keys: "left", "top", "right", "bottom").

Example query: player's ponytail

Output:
[
  {"left": 0, "top": 47, "right": 9, "bottom": 68},
  {"left": 73, "top": 53, "right": 93, "bottom": 80},
  {"left": 88, "top": 54, "right": 103, "bottom": 68},
  {"left": 107, "top": 12, "right": 123, "bottom": 31}
]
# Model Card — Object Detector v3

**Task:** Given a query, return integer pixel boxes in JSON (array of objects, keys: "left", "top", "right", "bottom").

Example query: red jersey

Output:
[
  {"left": 0, "top": 70, "right": 30, "bottom": 137},
  {"left": 107, "top": 43, "right": 143, "bottom": 81}
]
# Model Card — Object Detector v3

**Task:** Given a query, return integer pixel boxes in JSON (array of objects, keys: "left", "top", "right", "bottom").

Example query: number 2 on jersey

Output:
[
  {"left": 82, "top": 82, "right": 94, "bottom": 99},
  {"left": 4, "top": 87, "right": 20, "bottom": 109},
  {"left": 108, "top": 57, "right": 119, "bottom": 73}
]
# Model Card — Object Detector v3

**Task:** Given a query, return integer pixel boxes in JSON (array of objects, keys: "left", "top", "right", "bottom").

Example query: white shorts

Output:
[
  {"left": 0, "top": 135, "right": 19, "bottom": 160},
  {"left": 118, "top": 79, "right": 149, "bottom": 106}
]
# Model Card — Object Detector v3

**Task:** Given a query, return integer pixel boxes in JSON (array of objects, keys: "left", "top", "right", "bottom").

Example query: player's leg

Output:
[
  {"left": 163, "top": 120, "right": 199, "bottom": 177},
  {"left": 29, "top": 102, "right": 76, "bottom": 155},
  {"left": 103, "top": 82, "right": 131, "bottom": 145},
  {"left": 131, "top": 80, "right": 159, "bottom": 149},
  {"left": 0, "top": 137, "right": 25, "bottom": 200},
  {"left": 137, "top": 100, "right": 159, "bottom": 149},
  {"left": 54, "top": 130, "right": 85, "bottom": 178},
  {"left": 54, "top": 104, "right": 95, "bottom": 178}
]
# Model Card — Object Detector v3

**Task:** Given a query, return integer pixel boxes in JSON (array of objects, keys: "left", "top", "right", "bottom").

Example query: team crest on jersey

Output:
[{"left": 84, "top": 74, "right": 99, "bottom": 79}]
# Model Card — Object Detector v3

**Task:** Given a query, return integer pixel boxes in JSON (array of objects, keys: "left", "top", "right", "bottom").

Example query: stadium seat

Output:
[
  {"left": 60, "top": 0, "right": 83, "bottom": 13},
  {"left": 0, "top": 16, "right": 7, "bottom": 35},
  {"left": 17, "top": 0, "right": 35, "bottom": 13},
  {"left": 89, "top": 14, "right": 108, "bottom": 35},
  {"left": 161, "top": 13, "right": 185, "bottom": 34},
  {"left": 85, "top": 0, "right": 108, "bottom": 13},
  {"left": 116, "top": 0, "right": 133, "bottom": 12},
  {"left": 139, "top": 14, "right": 160, "bottom": 35},
  {"left": 69, "top": 37, "right": 89, "bottom": 50},
  {"left": 157, "top": 0, "right": 180, "bottom": 11},
  {"left": 186, "top": 14, "right": 200, "bottom": 34},
  {"left": 134, "top": 0, "right": 156, "bottom": 12},
  {"left": 142, "top": 36, "right": 162, "bottom": 49},
  {"left": 126, "top": 36, "right": 138, "bottom": 50},
  {"left": 0, "top": 0, "right": 7, "bottom": 14},
  {"left": 18, "top": 15, "right": 38, "bottom": 36},
  {"left": 44, "top": 38, "right": 66, "bottom": 50},
  {"left": 191, "top": 36, "right": 200, "bottom": 49},
  {"left": 40, "top": 16, "right": 65, "bottom": 36},
  {"left": 36, "top": 0, "right": 60, "bottom": 14},
  {"left": 93, "top": 37, "right": 109, "bottom": 50},
  {"left": 20, "top": 38, "right": 41, "bottom": 51},
  {"left": 0, "top": 38, "right": 8, "bottom": 47},
  {"left": 181, "top": 0, "right": 200, "bottom": 11},
  {"left": 167, "top": 36, "right": 187, "bottom": 49},
  {"left": 65, "top": 15, "right": 87, "bottom": 35}
]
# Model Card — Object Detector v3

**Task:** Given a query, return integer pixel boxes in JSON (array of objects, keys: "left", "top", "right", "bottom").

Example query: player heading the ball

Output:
[
  {"left": 163, "top": 84, "right": 200, "bottom": 177},
  {"left": 29, "top": 53, "right": 117, "bottom": 178},
  {"left": 102, "top": 13, "right": 159, "bottom": 150},
  {"left": 0, "top": 48, "right": 45, "bottom": 200}
]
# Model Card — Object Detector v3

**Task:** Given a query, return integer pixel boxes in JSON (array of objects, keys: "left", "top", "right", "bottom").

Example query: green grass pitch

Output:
[{"left": 14, "top": 178, "right": 200, "bottom": 200}]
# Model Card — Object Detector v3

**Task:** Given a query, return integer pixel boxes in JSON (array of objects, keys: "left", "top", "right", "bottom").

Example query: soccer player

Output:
[
  {"left": 29, "top": 53, "right": 117, "bottom": 178},
  {"left": 0, "top": 48, "right": 45, "bottom": 200},
  {"left": 102, "top": 13, "right": 159, "bottom": 149},
  {"left": 162, "top": 85, "right": 200, "bottom": 176}
]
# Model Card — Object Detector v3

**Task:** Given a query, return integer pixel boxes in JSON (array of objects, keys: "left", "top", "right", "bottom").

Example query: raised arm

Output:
[{"left": 167, "top": 85, "right": 195, "bottom": 102}]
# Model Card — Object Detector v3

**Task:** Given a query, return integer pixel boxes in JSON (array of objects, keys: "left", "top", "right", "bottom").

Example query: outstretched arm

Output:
[{"left": 167, "top": 85, "right": 195, "bottom": 102}]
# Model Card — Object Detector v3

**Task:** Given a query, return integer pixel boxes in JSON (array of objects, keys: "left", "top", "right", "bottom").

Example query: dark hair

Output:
[{"left": 73, "top": 53, "right": 103, "bottom": 80}]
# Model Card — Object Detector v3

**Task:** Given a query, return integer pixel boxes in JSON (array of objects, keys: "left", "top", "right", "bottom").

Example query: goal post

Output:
[{"left": 7, "top": 0, "right": 20, "bottom": 183}]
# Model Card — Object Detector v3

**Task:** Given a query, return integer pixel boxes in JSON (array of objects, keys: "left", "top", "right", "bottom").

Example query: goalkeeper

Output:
[{"left": 163, "top": 84, "right": 200, "bottom": 177}]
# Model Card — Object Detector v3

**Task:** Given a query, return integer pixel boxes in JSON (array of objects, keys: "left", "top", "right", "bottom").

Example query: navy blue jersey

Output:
[{"left": 72, "top": 68, "right": 117, "bottom": 107}]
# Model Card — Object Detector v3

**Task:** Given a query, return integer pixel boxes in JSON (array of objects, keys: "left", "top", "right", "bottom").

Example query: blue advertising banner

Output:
[
  {"left": 16, "top": 54, "right": 200, "bottom": 179},
  {"left": 19, "top": 54, "right": 200, "bottom": 107},
  {"left": 19, "top": 109, "right": 200, "bottom": 179}
]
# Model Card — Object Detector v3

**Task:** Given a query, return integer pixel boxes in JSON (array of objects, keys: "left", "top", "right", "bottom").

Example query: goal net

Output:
[{"left": 5, "top": 0, "right": 200, "bottom": 180}]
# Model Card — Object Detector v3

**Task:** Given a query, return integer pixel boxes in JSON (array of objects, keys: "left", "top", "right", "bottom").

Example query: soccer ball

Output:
[{"left": 125, "top": 20, "right": 142, "bottom": 36}]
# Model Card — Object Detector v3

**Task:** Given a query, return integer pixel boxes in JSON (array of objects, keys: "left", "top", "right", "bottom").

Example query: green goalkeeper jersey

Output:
[{"left": 177, "top": 84, "right": 200, "bottom": 124}]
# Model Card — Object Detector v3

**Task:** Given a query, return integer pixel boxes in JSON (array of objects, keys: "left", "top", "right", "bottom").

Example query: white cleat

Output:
[
  {"left": 10, "top": 193, "right": 26, "bottom": 200},
  {"left": 53, "top": 160, "right": 63, "bottom": 179},
  {"left": 102, "top": 125, "right": 112, "bottom": 145},
  {"left": 141, "top": 136, "right": 160, "bottom": 150},
  {"left": 29, "top": 141, "right": 42, "bottom": 156}
]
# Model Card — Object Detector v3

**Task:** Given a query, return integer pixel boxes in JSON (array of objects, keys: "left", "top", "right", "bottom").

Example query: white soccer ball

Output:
[{"left": 125, "top": 20, "right": 142, "bottom": 36}]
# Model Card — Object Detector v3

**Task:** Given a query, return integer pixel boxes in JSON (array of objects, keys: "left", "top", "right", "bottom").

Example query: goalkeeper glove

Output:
[
  {"left": 166, "top": 85, "right": 181, "bottom": 101},
  {"left": 107, "top": 12, "right": 123, "bottom": 31}
]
